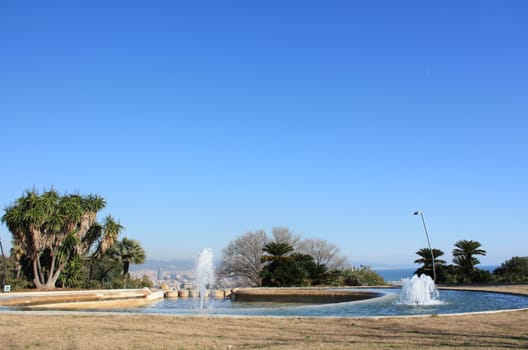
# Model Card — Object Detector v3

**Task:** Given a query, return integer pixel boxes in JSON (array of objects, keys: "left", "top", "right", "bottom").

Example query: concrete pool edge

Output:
[
  {"left": 0, "top": 284, "right": 527, "bottom": 318},
  {"left": 230, "top": 287, "right": 382, "bottom": 303},
  {"left": 0, "top": 288, "right": 165, "bottom": 309}
]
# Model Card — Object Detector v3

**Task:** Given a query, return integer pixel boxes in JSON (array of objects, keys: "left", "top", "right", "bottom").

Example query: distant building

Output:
[{"left": 157, "top": 267, "right": 162, "bottom": 281}]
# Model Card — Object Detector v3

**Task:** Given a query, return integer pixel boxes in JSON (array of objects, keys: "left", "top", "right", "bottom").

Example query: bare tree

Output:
[
  {"left": 271, "top": 227, "right": 300, "bottom": 248},
  {"left": 216, "top": 230, "right": 268, "bottom": 287},
  {"left": 296, "top": 238, "right": 347, "bottom": 269}
]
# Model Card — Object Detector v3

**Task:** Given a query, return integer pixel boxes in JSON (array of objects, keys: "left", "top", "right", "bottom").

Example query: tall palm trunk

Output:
[
  {"left": 32, "top": 259, "right": 43, "bottom": 289},
  {"left": 123, "top": 261, "right": 130, "bottom": 277},
  {"left": 32, "top": 255, "right": 65, "bottom": 289}
]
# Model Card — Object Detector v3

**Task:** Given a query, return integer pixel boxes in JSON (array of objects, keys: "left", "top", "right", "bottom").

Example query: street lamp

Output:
[{"left": 413, "top": 211, "right": 436, "bottom": 282}]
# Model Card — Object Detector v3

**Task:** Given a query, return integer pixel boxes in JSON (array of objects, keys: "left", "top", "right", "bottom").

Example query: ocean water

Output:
[
  {"left": 376, "top": 268, "right": 416, "bottom": 283},
  {"left": 375, "top": 265, "right": 498, "bottom": 283}
]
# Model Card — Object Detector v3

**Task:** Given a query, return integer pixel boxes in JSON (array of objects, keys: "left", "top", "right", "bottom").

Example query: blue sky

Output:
[{"left": 1, "top": 1, "right": 527, "bottom": 268}]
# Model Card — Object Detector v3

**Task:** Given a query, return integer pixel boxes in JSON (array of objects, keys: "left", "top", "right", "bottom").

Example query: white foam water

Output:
[
  {"left": 195, "top": 248, "right": 214, "bottom": 309},
  {"left": 398, "top": 274, "right": 442, "bottom": 305}
]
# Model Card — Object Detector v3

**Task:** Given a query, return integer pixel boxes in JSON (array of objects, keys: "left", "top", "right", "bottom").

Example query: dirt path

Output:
[{"left": 0, "top": 285, "right": 527, "bottom": 349}]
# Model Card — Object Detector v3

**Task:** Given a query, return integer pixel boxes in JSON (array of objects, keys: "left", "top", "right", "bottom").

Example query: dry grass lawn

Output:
[{"left": 0, "top": 286, "right": 527, "bottom": 349}]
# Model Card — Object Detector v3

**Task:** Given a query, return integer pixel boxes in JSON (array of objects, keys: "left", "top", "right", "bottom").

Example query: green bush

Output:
[
  {"left": 338, "top": 266, "right": 385, "bottom": 286},
  {"left": 4, "top": 277, "right": 32, "bottom": 291},
  {"left": 261, "top": 259, "right": 307, "bottom": 287},
  {"left": 126, "top": 275, "right": 154, "bottom": 289},
  {"left": 493, "top": 257, "right": 528, "bottom": 283}
]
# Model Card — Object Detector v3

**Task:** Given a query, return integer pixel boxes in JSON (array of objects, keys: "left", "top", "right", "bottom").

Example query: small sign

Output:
[{"left": 3, "top": 285, "right": 11, "bottom": 293}]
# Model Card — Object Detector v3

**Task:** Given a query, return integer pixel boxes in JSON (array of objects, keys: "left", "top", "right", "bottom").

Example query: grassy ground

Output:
[{"left": 0, "top": 286, "right": 527, "bottom": 349}]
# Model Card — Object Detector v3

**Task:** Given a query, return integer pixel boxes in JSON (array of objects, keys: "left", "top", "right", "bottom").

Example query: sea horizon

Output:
[{"left": 374, "top": 265, "right": 499, "bottom": 283}]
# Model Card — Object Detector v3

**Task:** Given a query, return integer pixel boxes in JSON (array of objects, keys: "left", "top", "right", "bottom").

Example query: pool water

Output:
[{"left": 128, "top": 288, "right": 528, "bottom": 317}]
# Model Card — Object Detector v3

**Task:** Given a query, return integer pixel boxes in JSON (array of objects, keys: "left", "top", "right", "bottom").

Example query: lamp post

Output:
[{"left": 413, "top": 211, "right": 436, "bottom": 282}]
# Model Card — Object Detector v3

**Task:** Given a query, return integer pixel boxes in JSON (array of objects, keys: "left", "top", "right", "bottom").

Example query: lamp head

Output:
[{"left": 413, "top": 211, "right": 422, "bottom": 215}]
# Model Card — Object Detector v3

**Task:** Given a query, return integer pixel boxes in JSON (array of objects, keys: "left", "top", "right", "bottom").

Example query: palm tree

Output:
[
  {"left": 112, "top": 238, "right": 146, "bottom": 277},
  {"left": 261, "top": 241, "right": 294, "bottom": 262},
  {"left": 291, "top": 252, "right": 328, "bottom": 285},
  {"left": 414, "top": 248, "right": 446, "bottom": 279},
  {"left": 452, "top": 240, "right": 486, "bottom": 273},
  {"left": 10, "top": 244, "right": 24, "bottom": 279},
  {"left": 96, "top": 216, "right": 124, "bottom": 258},
  {"left": 2, "top": 189, "right": 107, "bottom": 289},
  {"left": 83, "top": 216, "right": 123, "bottom": 286},
  {"left": 260, "top": 241, "right": 298, "bottom": 286}
]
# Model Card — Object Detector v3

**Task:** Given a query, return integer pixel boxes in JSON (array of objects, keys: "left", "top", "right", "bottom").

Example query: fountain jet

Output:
[
  {"left": 195, "top": 248, "right": 214, "bottom": 309},
  {"left": 399, "top": 274, "right": 441, "bottom": 305}
]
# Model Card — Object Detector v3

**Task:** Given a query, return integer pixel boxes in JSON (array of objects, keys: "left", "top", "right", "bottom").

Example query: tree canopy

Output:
[
  {"left": 414, "top": 247, "right": 446, "bottom": 280},
  {"left": 410, "top": 240, "right": 496, "bottom": 284},
  {"left": 493, "top": 256, "right": 528, "bottom": 283},
  {"left": 296, "top": 238, "right": 347, "bottom": 269},
  {"left": 452, "top": 239, "right": 487, "bottom": 273},
  {"left": 111, "top": 238, "right": 146, "bottom": 277},
  {"left": 217, "top": 227, "right": 384, "bottom": 288},
  {"left": 216, "top": 230, "right": 267, "bottom": 287},
  {"left": 1, "top": 189, "right": 143, "bottom": 289}
]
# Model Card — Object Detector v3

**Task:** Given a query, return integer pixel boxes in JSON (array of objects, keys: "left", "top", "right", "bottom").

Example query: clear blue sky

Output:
[{"left": 1, "top": 1, "right": 527, "bottom": 268}]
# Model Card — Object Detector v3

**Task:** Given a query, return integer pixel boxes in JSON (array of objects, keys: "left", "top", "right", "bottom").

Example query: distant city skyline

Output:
[{"left": 1, "top": 1, "right": 527, "bottom": 268}]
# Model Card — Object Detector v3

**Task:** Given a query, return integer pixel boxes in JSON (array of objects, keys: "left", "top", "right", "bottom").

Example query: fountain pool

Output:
[
  {"left": 112, "top": 287, "right": 528, "bottom": 317},
  {"left": 127, "top": 273, "right": 528, "bottom": 317},
  {"left": 2, "top": 256, "right": 526, "bottom": 317},
  {"left": 2, "top": 287, "right": 527, "bottom": 317}
]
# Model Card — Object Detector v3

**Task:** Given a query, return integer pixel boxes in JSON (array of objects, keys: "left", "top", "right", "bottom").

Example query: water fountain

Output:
[
  {"left": 195, "top": 248, "right": 214, "bottom": 309},
  {"left": 398, "top": 274, "right": 441, "bottom": 305},
  {"left": 3, "top": 250, "right": 528, "bottom": 316}
]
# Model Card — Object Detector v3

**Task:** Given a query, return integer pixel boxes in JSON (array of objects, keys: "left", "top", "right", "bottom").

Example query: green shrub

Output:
[
  {"left": 493, "top": 256, "right": 528, "bottom": 283},
  {"left": 339, "top": 266, "right": 385, "bottom": 286},
  {"left": 5, "top": 277, "right": 32, "bottom": 291}
]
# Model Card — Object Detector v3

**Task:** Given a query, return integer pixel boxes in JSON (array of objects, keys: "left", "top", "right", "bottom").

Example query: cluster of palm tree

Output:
[
  {"left": 1, "top": 189, "right": 147, "bottom": 289},
  {"left": 414, "top": 239, "right": 490, "bottom": 283},
  {"left": 260, "top": 241, "right": 328, "bottom": 287},
  {"left": 259, "top": 241, "right": 385, "bottom": 287}
]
